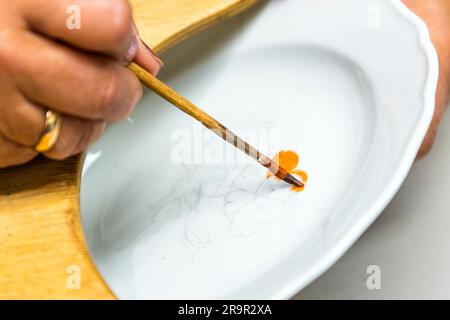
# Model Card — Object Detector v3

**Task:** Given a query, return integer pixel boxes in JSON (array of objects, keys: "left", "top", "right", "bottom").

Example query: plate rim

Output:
[
  {"left": 275, "top": 0, "right": 439, "bottom": 300},
  {"left": 81, "top": 0, "right": 440, "bottom": 300}
]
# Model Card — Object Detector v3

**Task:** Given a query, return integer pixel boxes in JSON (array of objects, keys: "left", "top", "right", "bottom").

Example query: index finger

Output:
[{"left": 19, "top": 0, "right": 136, "bottom": 62}]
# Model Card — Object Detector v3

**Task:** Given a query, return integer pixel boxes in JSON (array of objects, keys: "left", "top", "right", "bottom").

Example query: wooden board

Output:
[{"left": 0, "top": 0, "right": 257, "bottom": 300}]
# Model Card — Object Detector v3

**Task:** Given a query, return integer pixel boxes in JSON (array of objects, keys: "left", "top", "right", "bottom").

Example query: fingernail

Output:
[
  {"left": 141, "top": 38, "right": 164, "bottom": 68},
  {"left": 124, "top": 36, "right": 139, "bottom": 65}
]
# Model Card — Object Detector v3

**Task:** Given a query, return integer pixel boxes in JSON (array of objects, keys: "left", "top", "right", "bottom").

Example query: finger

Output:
[
  {"left": 0, "top": 134, "right": 37, "bottom": 168},
  {"left": 19, "top": 0, "right": 136, "bottom": 62},
  {"left": 131, "top": 22, "right": 162, "bottom": 76},
  {"left": 417, "top": 68, "right": 449, "bottom": 159},
  {"left": 7, "top": 30, "right": 142, "bottom": 122},
  {"left": 417, "top": 125, "right": 437, "bottom": 159},
  {"left": 135, "top": 37, "right": 163, "bottom": 76},
  {"left": 0, "top": 93, "right": 46, "bottom": 147},
  {"left": 43, "top": 115, "right": 106, "bottom": 160}
]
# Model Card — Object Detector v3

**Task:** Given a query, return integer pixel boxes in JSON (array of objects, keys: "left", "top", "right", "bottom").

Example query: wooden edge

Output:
[
  {"left": 0, "top": 155, "right": 115, "bottom": 299},
  {"left": 151, "top": 0, "right": 259, "bottom": 53}
]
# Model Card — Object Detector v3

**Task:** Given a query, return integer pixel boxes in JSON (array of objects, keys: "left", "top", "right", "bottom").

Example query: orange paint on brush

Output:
[{"left": 266, "top": 150, "right": 308, "bottom": 192}]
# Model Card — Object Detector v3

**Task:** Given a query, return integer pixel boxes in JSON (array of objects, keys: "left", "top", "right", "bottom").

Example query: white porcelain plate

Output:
[{"left": 80, "top": 0, "right": 438, "bottom": 299}]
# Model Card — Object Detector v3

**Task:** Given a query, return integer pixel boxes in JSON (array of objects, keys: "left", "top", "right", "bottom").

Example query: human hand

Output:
[
  {"left": 403, "top": 0, "right": 450, "bottom": 158},
  {"left": 0, "top": 0, "right": 162, "bottom": 168}
]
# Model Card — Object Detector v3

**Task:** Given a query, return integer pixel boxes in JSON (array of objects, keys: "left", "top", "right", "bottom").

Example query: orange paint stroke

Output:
[{"left": 266, "top": 150, "right": 308, "bottom": 192}]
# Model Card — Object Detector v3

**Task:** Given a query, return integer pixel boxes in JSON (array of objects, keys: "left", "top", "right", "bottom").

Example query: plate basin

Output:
[{"left": 80, "top": 0, "right": 438, "bottom": 299}]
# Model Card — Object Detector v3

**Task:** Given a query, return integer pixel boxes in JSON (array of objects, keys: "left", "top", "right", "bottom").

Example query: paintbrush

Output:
[{"left": 127, "top": 62, "right": 303, "bottom": 188}]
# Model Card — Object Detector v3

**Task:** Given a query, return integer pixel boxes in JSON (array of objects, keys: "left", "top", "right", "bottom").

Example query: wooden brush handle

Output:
[
  {"left": 127, "top": 62, "right": 303, "bottom": 187},
  {"left": 128, "top": 62, "right": 220, "bottom": 129}
]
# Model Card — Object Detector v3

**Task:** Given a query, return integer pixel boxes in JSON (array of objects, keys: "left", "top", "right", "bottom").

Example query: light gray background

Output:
[{"left": 294, "top": 107, "right": 450, "bottom": 299}]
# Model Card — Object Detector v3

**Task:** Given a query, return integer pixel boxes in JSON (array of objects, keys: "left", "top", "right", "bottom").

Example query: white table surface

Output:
[{"left": 294, "top": 107, "right": 450, "bottom": 300}]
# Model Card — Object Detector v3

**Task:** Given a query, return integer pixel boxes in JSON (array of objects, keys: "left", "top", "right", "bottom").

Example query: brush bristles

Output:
[{"left": 282, "top": 174, "right": 304, "bottom": 188}]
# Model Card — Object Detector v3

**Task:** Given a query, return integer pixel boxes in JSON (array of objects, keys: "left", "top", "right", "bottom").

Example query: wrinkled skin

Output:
[{"left": 0, "top": 0, "right": 161, "bottom": 168}]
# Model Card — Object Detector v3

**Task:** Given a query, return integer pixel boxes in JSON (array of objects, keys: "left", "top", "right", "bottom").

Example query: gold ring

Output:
[{"left": 35, "top": 111, "right": 61, "bottom": 153}]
